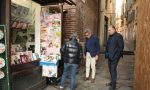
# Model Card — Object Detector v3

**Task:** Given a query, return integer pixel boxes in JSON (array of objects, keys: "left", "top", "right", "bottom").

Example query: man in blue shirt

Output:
[{"left": 84, "top": 28, "right": 100, "bottom": 83}]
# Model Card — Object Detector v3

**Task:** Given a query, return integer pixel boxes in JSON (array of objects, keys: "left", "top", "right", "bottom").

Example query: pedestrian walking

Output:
[
  {"left": 59, "top": 33, "right": 83, "bottom": 90},
  {"left": 105, "top": 25, "right": 124, "bottom": 90}
]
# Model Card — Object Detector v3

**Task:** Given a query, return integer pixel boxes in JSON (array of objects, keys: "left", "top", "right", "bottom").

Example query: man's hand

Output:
[{"left": 95, "top": 55, "right": 99, "bottom": 61}]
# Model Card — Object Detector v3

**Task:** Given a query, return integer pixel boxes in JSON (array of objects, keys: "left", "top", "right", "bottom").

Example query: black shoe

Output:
[{"left": 109, "top": 86, "right": 116, "bottom": 90}]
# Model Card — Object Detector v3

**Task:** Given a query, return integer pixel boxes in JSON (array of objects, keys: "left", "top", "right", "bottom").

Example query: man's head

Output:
[
  {"left": 108, "top": 25, "right": 116, "bottom": 36},
  {"left": 70, "top": 32, "right": 78, "bottom": 41},
  {"left": 84, "top": 28, "right": 92, "bottom": 39}
]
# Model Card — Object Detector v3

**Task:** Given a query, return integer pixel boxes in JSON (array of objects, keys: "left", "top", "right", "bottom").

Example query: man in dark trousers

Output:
[
  {"left": 59, "top": 33, "right": 83, "bottom": 90},
  {"left": 105, "top": 25, "right": 124, "bottom": 90},
  {"left": 84, "top": 28, "right": 100, "bottom": 83}
]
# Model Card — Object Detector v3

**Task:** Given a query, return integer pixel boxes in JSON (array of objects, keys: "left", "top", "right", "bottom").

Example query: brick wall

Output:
[
  {"left": 134, "top": 0, "right": 150, "bottom": 90},
  {"left": 76, "top": 0, "right": 98, "bottom": 35},
  {"left": 62, "top": 5, "right": 77, "bottom": 43},
  {"left": 62, "top": 0, "right": 98, "bottom": 43}
]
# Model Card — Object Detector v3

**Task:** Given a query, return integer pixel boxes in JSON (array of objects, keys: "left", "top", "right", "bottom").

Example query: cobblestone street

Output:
[{"left": 44, "top": 54, "right": 134, "bottom": 90}]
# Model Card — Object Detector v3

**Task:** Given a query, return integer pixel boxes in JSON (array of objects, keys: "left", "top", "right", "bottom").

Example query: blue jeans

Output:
[{"left": 60, "top": 63, "right": 78, "bottom": 90}]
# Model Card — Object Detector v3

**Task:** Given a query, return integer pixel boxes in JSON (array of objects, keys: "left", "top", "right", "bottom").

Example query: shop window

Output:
[
  {"left": 10, "top": 1, "right": 47, "bottom": 90},
  {"left": 9, "top": 0, "right": 63, "bottom": 90},
  {"left": 11, "top": 2, "right": 37, "bottom": 65}
]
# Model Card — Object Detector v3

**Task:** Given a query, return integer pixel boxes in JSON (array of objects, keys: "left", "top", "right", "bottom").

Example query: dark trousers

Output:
[{"left": 108, "top": 57, "right": 120, "bottom": 88}]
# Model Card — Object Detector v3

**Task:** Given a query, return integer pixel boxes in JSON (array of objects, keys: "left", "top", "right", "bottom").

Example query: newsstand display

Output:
[
  {"left": 10, "top": 1, "right": 46, "bottom": 90},
  {"left": 40, "top": 5, "right": 63, "bottom": 85},
  {"left": 0, "top": 0, "right": 64, "bottom": 89},
  {"left": 10, "top": 0, "right": 64, "bottom": 89},
  {"left": 0, "top": 25, "right": 10, "bottom": 90}
]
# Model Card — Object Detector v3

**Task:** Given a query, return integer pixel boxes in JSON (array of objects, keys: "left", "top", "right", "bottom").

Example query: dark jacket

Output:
[
  {"left": 60, "top": 37, "right": 83, "bottom": 64},
  {"left": 105, "top": 32, "right": 124, "bottom": 60},
  {"left": 85, "top": 34, "right": 100, "bottom": 57}
]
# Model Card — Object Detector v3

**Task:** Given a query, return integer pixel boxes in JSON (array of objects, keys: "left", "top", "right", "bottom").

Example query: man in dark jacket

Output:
[
  {"left": 84, "top": 28, "right": 100, "bottom": 83},
  {"left": 59, "top": 33, "right": 83, "bottom": 90},
  {"left": 105, "top": 25, "right": 124, "bottom": 90}
]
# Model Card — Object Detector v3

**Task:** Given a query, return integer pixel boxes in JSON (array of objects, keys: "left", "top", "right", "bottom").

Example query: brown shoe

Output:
[
  {"left": 84, "top": 77, "right": 90, "bottom": 80},
  {"left": 91, "top": 79, "right": 95, "bottom": 83}
]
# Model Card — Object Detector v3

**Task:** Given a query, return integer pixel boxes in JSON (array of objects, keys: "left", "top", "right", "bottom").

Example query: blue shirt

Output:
[{"left": 85, "top": 35, "right": 100, "bottom": 57}]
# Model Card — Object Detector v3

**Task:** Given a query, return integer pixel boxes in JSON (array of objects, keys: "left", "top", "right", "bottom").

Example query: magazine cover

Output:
[{"left": 40, "top": 7, "right": 61, "bottom": 77}]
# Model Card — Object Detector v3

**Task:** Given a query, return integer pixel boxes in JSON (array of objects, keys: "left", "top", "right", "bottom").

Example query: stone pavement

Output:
[{"left": 44, "top": 54, "right": 134, "bottom": 90}]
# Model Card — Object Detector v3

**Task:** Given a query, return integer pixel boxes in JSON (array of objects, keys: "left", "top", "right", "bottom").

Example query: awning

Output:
[{"left": 32, "top": 0, "right": 76, "bottom": 5}]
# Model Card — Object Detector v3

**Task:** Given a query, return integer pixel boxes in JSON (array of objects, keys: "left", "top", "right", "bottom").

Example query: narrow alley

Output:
[
  {"left": 44, "top": 54, "right": 134, "bottom": 90},
  {"left": 0, "top": 0, "right": 150, "bottom": 90}
]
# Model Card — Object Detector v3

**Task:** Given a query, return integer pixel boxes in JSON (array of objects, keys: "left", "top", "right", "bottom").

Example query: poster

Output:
[
  {"left": 42, "top": 65, "right": 57, "bottom": 77},
  {"left": 40, "top": 7, "right": 61, "bottom": 77}
]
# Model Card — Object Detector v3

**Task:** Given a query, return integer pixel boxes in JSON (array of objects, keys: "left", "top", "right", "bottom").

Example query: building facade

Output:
[
  {"left": 115, "top": 0, "right": 138, "bottom": 52},
  {"left": 115, "top": 0, "right": 126, "bottom": 33},
  {"left": 99, "top": 0, "right": 116, "bottom": 50},
  {"left": 124, "top": 0, "right": 138, "bottom": 51}
]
